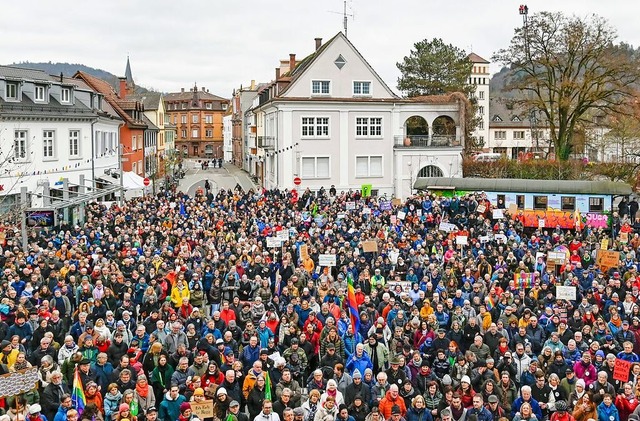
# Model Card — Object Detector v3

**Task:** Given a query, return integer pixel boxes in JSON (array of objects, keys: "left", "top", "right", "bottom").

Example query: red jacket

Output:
[{"left": 379, "top": 390, "right": 407, "bottom": 419}]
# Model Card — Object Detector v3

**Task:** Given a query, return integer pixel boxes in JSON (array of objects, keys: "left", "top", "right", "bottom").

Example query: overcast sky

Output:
[{"left": 3, "top": 0, "right": 640, "bottom": 97}]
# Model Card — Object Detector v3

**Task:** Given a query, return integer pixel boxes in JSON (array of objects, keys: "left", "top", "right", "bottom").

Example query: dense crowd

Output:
[{"left": 0, "top": 183, "right": 638, "bottom": 421}]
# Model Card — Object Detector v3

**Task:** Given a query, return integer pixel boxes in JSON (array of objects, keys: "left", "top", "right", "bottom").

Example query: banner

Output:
[
  {"left": 597, "top": 250, "right": 620, "bottom": 268},
  {"left": 614, "top": 358, "right": 632, "bottom": 383},
  {"left": 266, "top": 237, "right": 282, "bottom": 248},
  {"left": 362, "top": 241, "right": 378, "bottom": 253},
  {"left": 456, "top": 236, "right": 468, "bottom": 245},
  {"left": 379, "top": 201, "right": 392, "bottom": 211},
  {"left": 492, "top": 209, "right": 504, "bottom": 219},
  {"left": 438, "top": 222, "right": 457, "bottom": 232}
]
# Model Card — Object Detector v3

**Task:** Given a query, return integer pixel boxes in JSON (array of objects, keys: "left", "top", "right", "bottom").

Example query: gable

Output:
[{"left": 281, "top": 33, "right": 397, "bottom": 100}]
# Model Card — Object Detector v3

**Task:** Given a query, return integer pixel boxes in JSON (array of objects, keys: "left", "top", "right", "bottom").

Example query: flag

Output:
[
  {"left": 486, "top": 295, "right": 496, "bottom": 310},
  {"left": 515, "top": 272, "right": 532, "bottom": 289},
  {"left": 264, "top": 370, "right": 272, "bottom": 400},
  {"left": 179, "top": 202, "right": 187, "bottom": 216},
  {"left": 346, "top": 273, "right": 361, "bottom": 335},
  {"left": 71, "top": 367, "right": 86, "bottom": 415}
]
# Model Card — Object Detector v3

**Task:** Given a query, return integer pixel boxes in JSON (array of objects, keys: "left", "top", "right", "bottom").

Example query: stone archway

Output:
[
  {"left": 432, "top": 115, "right": 457, "bottom": 146},
  {"left": 417, "top": 165, "right": 444, "bottom": 178}
]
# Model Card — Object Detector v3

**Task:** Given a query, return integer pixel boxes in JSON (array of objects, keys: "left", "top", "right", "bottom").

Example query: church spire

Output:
[{"left": 125, "top": 56, "right": 134, "bottom": 86}]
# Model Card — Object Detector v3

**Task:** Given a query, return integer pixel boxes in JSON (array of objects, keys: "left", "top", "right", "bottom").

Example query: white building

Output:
[
  {"left": 250, "top": 32, "right": 467, "bottom": 199},
  {"left": 468, "top": 53, "right": 490, "bottom": 149},
  {"left": 0, "top": 66, "right": 121, "bottom": 215},
  {"left": 223, "top": 113, "right": 232, "bottom": 162}
]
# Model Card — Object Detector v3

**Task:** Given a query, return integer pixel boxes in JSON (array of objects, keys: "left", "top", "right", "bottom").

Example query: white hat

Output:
[
  {"left": 461, "top": 375, "right": 471, "bottom": 384},
  {"left": 29, "top": 404, "right": 42, "bottom": 415}
]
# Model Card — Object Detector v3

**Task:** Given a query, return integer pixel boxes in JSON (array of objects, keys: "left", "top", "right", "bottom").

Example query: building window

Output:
[
  {"left": 301, "top": 117, "right": 329, "bottom": 138},
  {"left": 355, "top": 156, "right": 383, "bottom": 177},
  {"left": 478, "top": 120, "right": 484, "bottom": 130},
  {"left": 181, "top": 115, "right": 187, "bottom": 124},
  {"left": 417, "top": 165, "right": 444, "bottom": 178},
  {"left": 517, "top": 195, "right": 525, "bottom": 209},
  {"left": 514, "top": 131, "right": 525, "bottom": 140},
  {"left": 206, "top": 103, "right": 212, "bottom": 110},
  {"left": 478, "top": 106, "right": 484, "bottom": 115},
  {"left": 353, "top": 81, "right": 371, "bottom": 96},
  {"left": 205, "top": 115, "right": 213, "bottom": 124},
  {"left": 206, "top": 129, "right": 213, "bottom": 138},
  {"left": 14, "top": 130, "right": 27, "bottom": 160},
  {"left": 192, "top": 114, "right": 199, "bottom": 123},
  {"left": 355, "top": 117, "right": 382, "bottom": 137},
  {"left": 181, "top": 130, "right": 187, "bottom": 138},
  {"left": 561, "top": 196, "right": 576, "bottom": 211},
  {"left": 61, "top": 88, "right": 71, "bottom": 103},
  {"left": 589, "top": 197, "right": 604, "bottom": 212},
  {"left": 43, "top": 130, "right": 55, "bottom": 159},
  {"left": 311, "top": 80, "right": 330, "bottom": 95},
  {"left": 192, "top": 129, "right": 199, "bottom": 138},
  {"left": 181, "top": 103, "right": 187, "bottom": 110},
  {"left": 6, "top": 83, "right": 18, "bottom": 100},
  {"left": 301, "top": 156, "right": 330, "bottom": 178},
  {"left": 479, "top": 91, "right": 485, "bottom": 100},
  {"left": 35, "top": 85, "right": 46, "bottom": 101},
  {"left": 492, "top": 115, "right": 503, "bottom": 122},
  {"left": 132, "top": 135, "right": 137, "bottom": 150},
  {"left": 69, "top": 130, "right": 80, "bottom": 157},
  {"left": 533, "top": 196, "right": 548, "bottom": 210},
  {"left": 495, "top": 131, "right": 506, "bottom": 140}
]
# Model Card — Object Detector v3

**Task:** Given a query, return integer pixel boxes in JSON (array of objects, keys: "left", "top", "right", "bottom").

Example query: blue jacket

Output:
[
  {"left": 345, "top": 351, "right": 374, "bottom": 376},
  {"left": 467, "top": 407, "right": 493, "bottom": 421},
  {"left": 159, "top": 392, "right": 187, "bottom": 421},
  {"left": 53, "top": 407, "right": 68, "bottom": 421},
  {"left": 512, "top": 397, "right": 543, "bottom": 421},
  {"left": 406, "top": 407, "right": 433, "bottom": 421},
  {"left": 241, "top": 344, "right": 260, "bottom": 368},
  {"left": 8, "top": 322, "right": 32, "bottom": 342},
  {"left": 597, "top": 402, "right": 620, "bottom": 421},
  {"left": 92, "top": 361, "right": 114, "bottom": 392},
  {"left": 343, "top": 332, "right": 363, "bottom": 359}
]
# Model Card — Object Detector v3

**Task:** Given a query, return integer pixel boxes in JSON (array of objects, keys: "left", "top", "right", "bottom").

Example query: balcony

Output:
[
  {"left": 258, "top": 136, "right": 275, "bottom": 149},
  {"left": 394, "top": 135, "right": 460, "bottom": 148}
]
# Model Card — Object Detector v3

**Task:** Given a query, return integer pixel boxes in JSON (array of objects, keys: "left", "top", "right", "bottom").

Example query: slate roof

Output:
[
  {"left": 164, "top": 88, "right": 227, "bottom": 102},
  {"left": 0, "top": 92, "right": 95, "bottom": 118},
  {"left": 488, "top": 98, "right": 548, "bottom": 129},
  {"left": 129, "top": 92, "right": 163, "bottom": 111},
  {"left": 142, "top": 114, "right": 159, "bottom": 131},
  {"left": 0, "top": 65, "right": 53, "bottom": 82},
  {"left": 468, "top": 53, "right": 490, "bottom": 64}
]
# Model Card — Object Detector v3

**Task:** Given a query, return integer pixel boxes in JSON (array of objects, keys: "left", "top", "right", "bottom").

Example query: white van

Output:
[{"left": 474, "top": 153, "right": 503, "bottom": 162}]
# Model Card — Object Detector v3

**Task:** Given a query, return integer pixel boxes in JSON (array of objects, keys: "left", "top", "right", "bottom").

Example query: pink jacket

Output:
[{"left": 573, "top": 361, "right": 597, "bottom": 387}]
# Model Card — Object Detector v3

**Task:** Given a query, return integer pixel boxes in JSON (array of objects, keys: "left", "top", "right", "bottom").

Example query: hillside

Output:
[{"left": 7, "top": 61, "right": 151, "bottom": 94}]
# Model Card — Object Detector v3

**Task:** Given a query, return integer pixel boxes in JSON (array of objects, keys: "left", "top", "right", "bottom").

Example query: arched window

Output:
[{"left": 417, "top": 165, "right": 443, "bottom": 178}]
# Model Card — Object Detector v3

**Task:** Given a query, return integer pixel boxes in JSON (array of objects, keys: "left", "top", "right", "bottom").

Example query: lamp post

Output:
[{"left": 519, "top": 4, "right": 529, "bottom": 58}]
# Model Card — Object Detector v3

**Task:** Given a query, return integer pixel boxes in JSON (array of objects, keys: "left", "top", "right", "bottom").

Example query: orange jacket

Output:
[{"left": 379, "top": 390, "right": 407, "bottom": 419}]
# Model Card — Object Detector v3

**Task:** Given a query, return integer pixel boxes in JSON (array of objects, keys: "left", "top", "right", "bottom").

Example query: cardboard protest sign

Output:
[
  {"left": 597, "top": 250, "right": 620, "bottom": 268},
  {"left": 300, "top": 244, "right": 309, "bottom": 260},
  {"left": 601, "top": 238, "right": 609, "bottom": 250},
  {"left": 476, "top": 205, "right": 486, "bottom": 214},
  {"left": 392, "top": 199, "right": 402, "bottom": 206},
  {"left": 319, "top": 254, "right": 337, "bottom": 266},
  {"left": 621, "top": 232, "right": 629, "bottom": 243},
  {"left": 614, "top": 358, "right": 632, "bottom": 383},
  {"left": 362, "top": 241, "right": 378, "bottom": 253},
  {"left": 191, "top": 401, "right": 215, "bottom": 420}
]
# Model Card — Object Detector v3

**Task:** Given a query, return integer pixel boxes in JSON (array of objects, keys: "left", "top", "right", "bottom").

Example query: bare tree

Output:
[{"left": 493, "top": 12, "right": 640, "bottom": 160}]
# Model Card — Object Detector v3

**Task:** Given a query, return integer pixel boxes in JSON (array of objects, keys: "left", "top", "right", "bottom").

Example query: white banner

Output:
[
  {"left": 439, "top": 222, "right": 457, "bottom": 232},
  {"left": 556, "top": 285, "right": 577, "bottom": 301},
  {"left": 267, "top": 237, "right": 282, "bottom": 248}
]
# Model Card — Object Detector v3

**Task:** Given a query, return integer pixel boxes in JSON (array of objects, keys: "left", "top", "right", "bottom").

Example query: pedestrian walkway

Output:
[{"left": 178, "top": 160, "right": 257, "bottom": 196}]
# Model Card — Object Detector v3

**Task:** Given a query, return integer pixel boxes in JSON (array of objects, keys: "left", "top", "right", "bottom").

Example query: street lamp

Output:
[{"left": 519, "top": 4, "right": 530, "bottom": 58}]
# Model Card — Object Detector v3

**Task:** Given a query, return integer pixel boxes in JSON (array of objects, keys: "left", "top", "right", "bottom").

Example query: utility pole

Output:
[{"left": 329, "top": 1, "right": 354, "bottom": 38}]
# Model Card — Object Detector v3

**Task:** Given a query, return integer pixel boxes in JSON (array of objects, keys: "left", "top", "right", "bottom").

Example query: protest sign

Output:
[
  {"left": 492, "top": 209, "right": 504, "bottom": 219},
  {"left": 0, "top": 368, "right": 39, "bottom": 397},
  {"left": 362, "top": 207, "right": 371, "bottom": 215},
  {"left": 276, "top": 230, "right": 289, "bottom": 240},
  {"left": 548, "top": 251, "right": 566, "bottom": 264},
  {"left": 438, "top": 222, "right": 457, "bottom": 233},
  {"left": 191, "top": 401, "right": 215, "bottom": 420},
  {"left": 508, "top": 203, "right": 518, "bottom": 215},
  {"left": 539, "top": 219, "right": 545, "bottom": 228},
  {"left": 456, "top": 236, "right": 468, "bottom": 245},
  {"left": 621, "top": 232, "right": 629, "bottom": 243},
  {"left": 379, "top": 201, "right": 392, "bottom": 211},
  {"left": 346, "top": 202, "right": 356, "bottom": 211},
  {"left": 476, "top": 205, "right": 486, "bottom": 214},
  {"left": 266, "top": 237, "right": 282, "bottom": 248},
  {"left": 397, "top": 211, "right": 406, "bottom": 220},
  {"left": 392, "top": 199, "right": 402, "bottom": 206},
  {"left": 299, "top": 244, "right": 309, "bottom": 260},
  {"left": 479, "top": 235, "right": 490, "bottom": 243},
  {"left": 556, "top": 285, "right": 577, "bottom": 301},
  {"left": 362, "top": 241, "right": 378, "bottom": 253},
  {"left": 614, "top": 358, "right": 632, "bottom": 383},
  {"left": 319, "top": 254, "right": 337, "bottom": 266},
  {"left": 597, "top": 250, "right": 620, "bottom": 268},
  {"left": 601, "top": 238, "right": 609, "bottom": 250}
]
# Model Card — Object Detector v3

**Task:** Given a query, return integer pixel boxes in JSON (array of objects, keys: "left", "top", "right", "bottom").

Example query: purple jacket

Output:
[{"left": 573, "top": 360, "right": 597, "bottom": 387}]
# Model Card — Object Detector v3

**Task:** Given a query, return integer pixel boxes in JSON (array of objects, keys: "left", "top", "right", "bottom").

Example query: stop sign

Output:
[
  {"left": 293, "top": 176, "right": 301, "bottom": 186},
  {"left": 143, "top": 177, "right": 150, "bottom": 186}
]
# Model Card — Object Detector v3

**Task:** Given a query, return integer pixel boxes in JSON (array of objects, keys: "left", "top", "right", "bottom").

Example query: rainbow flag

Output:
[
  {"left": 264, "top": 371, "right": 272, "bottom": 400},
  {"left": 515, "top": 272, "right": 532, "bottom": 289},
  {"left": 71, "top": 367, "right": 86, "bottom": 414},
  {"left": 346, "top": 273, "right": 361, "bottom": 335},
  {"left": 486, "top": 295, "right": 496, "bottom": 310}
]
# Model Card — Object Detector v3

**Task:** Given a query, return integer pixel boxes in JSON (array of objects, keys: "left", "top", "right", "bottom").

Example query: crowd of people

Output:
[{"left": 0, "top": 183, "right": 637, "bottom": 421}]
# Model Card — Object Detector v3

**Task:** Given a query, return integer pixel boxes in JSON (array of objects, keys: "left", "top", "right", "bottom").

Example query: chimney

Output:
[
  {"left": 275, "top": 68, "right": 281, "bottom": 80},
  {"left": 118, "top": 77, "right": 127, "bottom": 99},
  {"left": 59, "top": 72, "right": 64, "bottom": 83},
  {"left": 289, "top": 54, "right": 296, "bottom": 72},
  {"left": 202, "top": 87, "right": 205, "bottom": 92},
  {"left": 181, "top": 88, "right": 185, "bottom": 93},
  {"left": 251, "top": 80, "right": 256, "bottom": 90},
  {"left": 315, "top": 38, "right": 322, "bottom": 51}
]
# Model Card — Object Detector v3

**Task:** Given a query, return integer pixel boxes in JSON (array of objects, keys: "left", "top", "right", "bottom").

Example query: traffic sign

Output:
[
  {"left": 293, "top": 177, "right": 301, "bottom": 186},
  {"left": 143, "top": 177, "right": 150, "bottom": 186}
]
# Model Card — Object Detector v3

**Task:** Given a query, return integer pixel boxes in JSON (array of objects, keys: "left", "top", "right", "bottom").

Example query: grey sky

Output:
[{"left": 2, "top": 0, "right": 640, "bottom": 97}]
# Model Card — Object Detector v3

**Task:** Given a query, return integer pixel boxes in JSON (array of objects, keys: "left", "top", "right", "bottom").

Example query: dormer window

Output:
[
  {"left": 35, "top": 85, "right": 46, "bottom": 102},
  {"left": 511, "top": 116, "right": 521, "bottom": 122},
  {"left": 6, "top": 82, "right": 18, "bottom": 100},
  {"left": 61, "top": 88, "right": 71, "bottom": 103},
  {"left": 206, "top": 103, "right": 212, "bottom": 110},
  {"left": 492, "top": 115, "right": 503, "bottom": 122}
]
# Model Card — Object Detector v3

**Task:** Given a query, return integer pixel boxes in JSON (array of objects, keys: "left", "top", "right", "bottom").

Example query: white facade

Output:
[
  {"left": 468, "top": 54, "right": 491, "bottom": 149},
  {"left": 252, "top": 33, "right": 465, "bottom": 199},
  {"left": 223, "top": 114, "right": 232, "bottom": 162},
  {"left": 0, "top": 66, "right": 120, "bottom": 212}
]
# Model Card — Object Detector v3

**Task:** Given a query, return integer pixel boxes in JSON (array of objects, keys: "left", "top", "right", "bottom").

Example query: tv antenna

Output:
[{"left": 328, "top": 0, "right": 355, "bottom": 38}]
